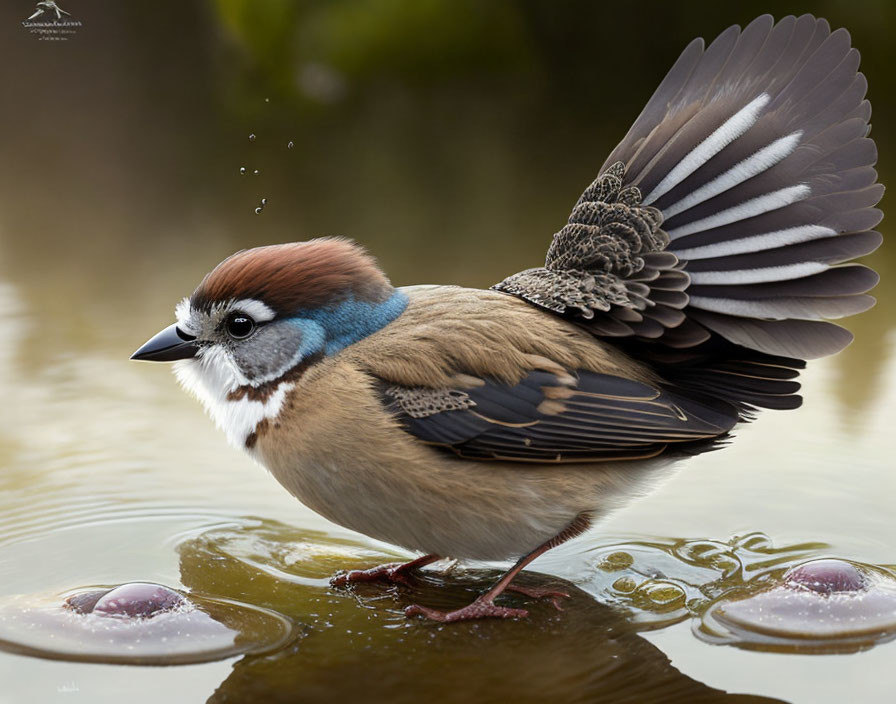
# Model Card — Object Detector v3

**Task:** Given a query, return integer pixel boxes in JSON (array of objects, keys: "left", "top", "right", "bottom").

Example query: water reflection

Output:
[{"left": 178, "top": 520, "right": 783, "bottom": 704}]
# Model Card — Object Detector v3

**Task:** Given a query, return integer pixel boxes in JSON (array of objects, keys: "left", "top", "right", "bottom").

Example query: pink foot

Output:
[
  {"left": 331, "top": 554, "right": 439, "bottom": 588},
  {"left": 506, "top": 584, "right": 570, "bottom": 610},
  {"left": 405, "top": 597, "right": 529, "bottom": 622}
]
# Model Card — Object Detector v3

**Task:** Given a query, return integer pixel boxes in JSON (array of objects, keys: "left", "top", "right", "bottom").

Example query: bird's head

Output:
[{"left": 132, "top": 238, "right": 406, "bottom": 402}]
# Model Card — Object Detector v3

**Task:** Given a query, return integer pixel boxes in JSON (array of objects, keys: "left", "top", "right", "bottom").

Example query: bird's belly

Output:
[{"left": 257, "top": 444, "right": 676, "bottom": 561}]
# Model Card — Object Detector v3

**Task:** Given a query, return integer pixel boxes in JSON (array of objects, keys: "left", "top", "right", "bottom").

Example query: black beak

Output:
[{"left": 131, "top": 324, "right": 199, "bottom": 362}]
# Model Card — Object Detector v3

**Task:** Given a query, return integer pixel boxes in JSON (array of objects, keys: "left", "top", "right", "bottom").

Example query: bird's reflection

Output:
[{"left": 177, "top": 519, "right": 783, "bottom": 704}]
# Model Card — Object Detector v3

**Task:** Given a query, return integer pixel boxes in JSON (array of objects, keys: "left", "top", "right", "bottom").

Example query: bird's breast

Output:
[{"left": 174, "top": 354, "right": 294, "bottom": 450}]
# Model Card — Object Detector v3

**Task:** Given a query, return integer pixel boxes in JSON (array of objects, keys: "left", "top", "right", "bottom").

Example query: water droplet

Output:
[
  {"left": 638, "top": 581, "right": 686, "bottom": 608},
  {"left": 248, "top": 134, "right": 256, "bottom": 142},
  {"left": 287, "top": 141, "right": 294, "bottom": 149},
  {"left": 597, "top": 552, "right": 634, "bottom": 572},
  {"left": 612, "top": 577, "right": 637, "bottom": 594},
  {"left": 239, "top": 167, "right": 246, "bottom": 175}
]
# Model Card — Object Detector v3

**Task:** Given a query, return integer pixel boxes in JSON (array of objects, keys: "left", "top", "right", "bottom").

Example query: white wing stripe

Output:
[
  {"left": 642, "top": 93, "right": 770, "bottom": 205},
  {"left": 667, "top": 184, "right": 811, "bottom": 239},
  {"left": 671, "top": 224, "right": 836, "bottom": 260},
  {"left": 662, "top": 131, "right": 803, "bottom": 219},
  {"left": 688, "top": 262, "right": 828, "bottom": 285}
]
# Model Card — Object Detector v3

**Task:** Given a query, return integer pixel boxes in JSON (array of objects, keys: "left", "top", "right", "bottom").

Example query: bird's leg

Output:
[
  {"left": 331, "top": 553, "right": 441, "bottom": 588},
  {"left": 405, "top": 513, "right": 591, "bottom": 622}
]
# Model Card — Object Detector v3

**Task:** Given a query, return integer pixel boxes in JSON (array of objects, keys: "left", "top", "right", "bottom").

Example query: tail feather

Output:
[{"left": 494, "top": 14, "right": 883, "bottom": 411}]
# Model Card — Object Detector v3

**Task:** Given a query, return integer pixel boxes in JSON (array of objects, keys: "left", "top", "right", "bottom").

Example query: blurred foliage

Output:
[{"left": 208, "top": 0, "right": 896, "bottom": 129}]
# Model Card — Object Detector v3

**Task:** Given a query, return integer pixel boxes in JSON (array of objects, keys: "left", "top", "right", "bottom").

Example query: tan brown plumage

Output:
[
  {"left": 345, "top": 286, "right": 656, "bottom": 388},
  {"left": 134, "top": 14, "right": 883, "bottom": 622}
]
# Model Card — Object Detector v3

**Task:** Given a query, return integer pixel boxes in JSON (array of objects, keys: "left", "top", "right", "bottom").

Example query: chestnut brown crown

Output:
[{"left": 191, "top": 238, "right": 394, "bottom": 314}]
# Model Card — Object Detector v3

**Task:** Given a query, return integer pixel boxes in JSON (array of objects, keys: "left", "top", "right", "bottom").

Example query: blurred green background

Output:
[{"left": 0, "top": 0, "right": 891, "bottom": 406}]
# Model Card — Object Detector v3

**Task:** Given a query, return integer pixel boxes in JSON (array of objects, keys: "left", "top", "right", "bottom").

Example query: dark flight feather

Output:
[
  {"left": 493, "top": 14, "right": 883, "bottom": 413},
  {"left": 381, "top": 371, "right": 739, "bottom": 463}
]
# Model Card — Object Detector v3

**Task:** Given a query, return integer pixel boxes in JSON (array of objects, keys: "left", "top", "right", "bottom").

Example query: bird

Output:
[{"left": 133, "top": 14, "right": 883, "bottom": 622}]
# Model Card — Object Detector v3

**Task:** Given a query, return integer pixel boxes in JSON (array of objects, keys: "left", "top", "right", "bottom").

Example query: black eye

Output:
[{"left": 225, "top": 312, "right": 256, "bottom": 339}]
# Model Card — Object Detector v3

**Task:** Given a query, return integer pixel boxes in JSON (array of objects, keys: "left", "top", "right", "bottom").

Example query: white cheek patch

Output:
[
  {"left": 174, "top": 348, "right": 291, "bottom": 450},
  {"left": 231, "top": 298, "right": 276, "bottom": 323},
  {"left": 175, "top": 297, "right": 199, "bottom": 336}
]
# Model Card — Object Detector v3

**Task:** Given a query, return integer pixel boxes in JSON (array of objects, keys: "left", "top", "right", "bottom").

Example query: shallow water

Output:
[{"left": 0, "top": 2, "right": 894, "bottom": 702}]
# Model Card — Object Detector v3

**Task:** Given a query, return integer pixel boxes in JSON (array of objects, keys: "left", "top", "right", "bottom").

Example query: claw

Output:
[
  {"left": 506, "top": 584, "right": 570, "bottom": 610},
  {"left": 331, "top": 554, "right": 440, "bottom": 589},
  {"left": 405, "top": 598, "right": 529, "bottom": 622},
  {"left": 331, "top": 563, "right": 414, "bottom": 588}
]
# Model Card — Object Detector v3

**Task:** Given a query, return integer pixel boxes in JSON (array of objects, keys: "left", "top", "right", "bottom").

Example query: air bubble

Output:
[{"left": 249, "top": 134, "right": 256, "bottom": 142}]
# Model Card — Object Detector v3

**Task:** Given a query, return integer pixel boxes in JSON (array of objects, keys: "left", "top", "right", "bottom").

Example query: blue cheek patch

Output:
[
  {"left": 285, "top": 318, "right": 327, "bottom": 359},
  {"left": 287, "top": 289, "right": 409, "bottom": 359}
]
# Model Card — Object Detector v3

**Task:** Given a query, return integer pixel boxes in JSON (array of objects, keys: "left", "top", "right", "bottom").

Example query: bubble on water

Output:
[
  {"left": 264, "top": 98, "right": 270, "bottom": 103},
  {"left": 239, "top": 167, "right": 246, "bottom": 175},
  {"left": 611, "top": 577, "right": 637, "bottom": 594},
  {"left": 254, "top": 207, "right": 263, "bottom": 215},
  {"left": 249, "top": 134, "right": 256, "bottom": 142},
  {"left": 253, "top": 169, "right": 260, "bottom": 175},
  {"left": 261, "top": 198, "right": 267, "bottom": 205},
  {"left": 597, "top": 552, "right": 633, "bottom": 572},
  {"left": 287, "top": 141, "right": 294, "bottom": 149},
  {"left": 697, "top": 559, "right": 896, "bottom": 653},
  {"left": 637, "top": 581, "right": 686, "bottom": 610},
  {"left": 0, "top": 583, "right": 298, "bottom": 665},
  {"left": 584, "top": 533, "right": 830, "bottom": 630}
]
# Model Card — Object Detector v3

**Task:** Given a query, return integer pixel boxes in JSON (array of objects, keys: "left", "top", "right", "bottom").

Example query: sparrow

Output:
[{"left": 133, "top": 14, "right": 882, "bottom": 622}]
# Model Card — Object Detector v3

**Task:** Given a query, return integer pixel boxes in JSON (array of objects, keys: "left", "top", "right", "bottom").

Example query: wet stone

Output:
[
  {"left": 93, "top": 582, "right": 185, "bottom": 618},
  {"left": 697, "top": 559, "right": 896, "bottom": 654},
  {"left": 784, "top": 559, "right": 867, "bottom": 594},
  {"left": 0, "top": 584, "right": 298, "bottom": 665}
]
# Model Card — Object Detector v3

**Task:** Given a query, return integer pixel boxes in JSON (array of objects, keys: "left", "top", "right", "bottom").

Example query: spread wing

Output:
[
  {"left": 379, "top": 370, "right": 738, "bottom": 463},
  {"left": 494, "top": 14, "right": 881, "bottom": 364}
]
